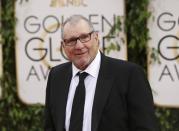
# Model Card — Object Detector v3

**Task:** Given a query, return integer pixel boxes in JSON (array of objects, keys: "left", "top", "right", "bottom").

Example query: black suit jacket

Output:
[{"left": 44, "top": 53, "right": 158, "bottom": 131}]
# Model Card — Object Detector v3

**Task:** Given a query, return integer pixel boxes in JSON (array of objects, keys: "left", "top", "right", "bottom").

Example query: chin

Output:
[{"left": 76, "top": 59, "right": 90, "bottom": 70}]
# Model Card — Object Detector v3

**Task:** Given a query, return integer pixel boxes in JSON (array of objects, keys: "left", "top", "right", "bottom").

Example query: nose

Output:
[{"left": 75, "top": 39, "right": 84, "bottom": 49}]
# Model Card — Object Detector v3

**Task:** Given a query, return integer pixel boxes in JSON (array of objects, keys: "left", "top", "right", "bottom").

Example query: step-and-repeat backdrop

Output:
[
  {"left": 148, "top": 0, "right": 179, "bottom": 107},
  {"left": 15, "top": 0, "right": 126, "bottom": 104},
  {"left": 0, "top": 0, "right": 176, "bottom": 107}
]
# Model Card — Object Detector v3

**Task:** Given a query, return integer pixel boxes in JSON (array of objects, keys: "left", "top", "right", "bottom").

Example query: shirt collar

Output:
[{"left": 72, "top": 50, "right": 101, "bottom": 78}]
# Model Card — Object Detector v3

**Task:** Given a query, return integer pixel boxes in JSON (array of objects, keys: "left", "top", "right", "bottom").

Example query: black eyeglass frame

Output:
[{"left": 62, "top": 31, "right": 94, "bottom": 46}]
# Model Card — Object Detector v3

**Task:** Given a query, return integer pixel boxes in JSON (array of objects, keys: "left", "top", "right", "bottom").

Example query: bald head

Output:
[{"left": 61, "top": 15, "right": 94, "bottom": 39}]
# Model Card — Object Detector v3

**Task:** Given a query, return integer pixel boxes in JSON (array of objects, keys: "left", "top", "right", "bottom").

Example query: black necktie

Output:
[{"left": 69, "top": 72, "right": 88, "bottom": 131}]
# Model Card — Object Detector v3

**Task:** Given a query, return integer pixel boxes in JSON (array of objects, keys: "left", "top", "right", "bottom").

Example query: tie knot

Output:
[{"left": 77, "top": 72, "right": 88, "bottom": 81}]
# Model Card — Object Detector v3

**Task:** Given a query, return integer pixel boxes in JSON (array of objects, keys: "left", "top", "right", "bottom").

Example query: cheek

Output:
[
  {"left": 64, "top": 48, "right": 73, "bottom": 58},
  {"left": 89, "top": 42, "right": 98, "bottom": 53}
]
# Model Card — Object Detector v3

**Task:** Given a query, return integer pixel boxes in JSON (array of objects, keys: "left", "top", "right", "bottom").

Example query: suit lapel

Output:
[
  {"left": 55, "top": 64, "right": 72, "bottom": 131},
  {"left": 92, "top": 54, "right": 114, "bottom": 131}
]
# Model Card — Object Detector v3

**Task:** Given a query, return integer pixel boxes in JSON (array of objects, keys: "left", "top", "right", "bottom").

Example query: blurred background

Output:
[{"left": 0, "top": 0, "right": 179, "bottom": 131}]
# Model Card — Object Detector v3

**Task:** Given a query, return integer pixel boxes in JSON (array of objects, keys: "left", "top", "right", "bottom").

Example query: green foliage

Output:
[
  {"left": 0, "top": 0, "right": 43, "bottom": 131},
  {"left": 0, "top": 0, "right": 178, "bottom": 131},
  {"left": 148, "top": 47, "right": 161, "bottom": 65},
  {"left": 126, "top": 0, "right": 151, "bottom": 68},
  {"left": 105, "top": 16, "right": 122, "bottom": 54},
  {"left": 155, "top": 108, "right": 179, "bottom": 131},
  {"left": 126, "top": 0, "right": 179, "bottom": 131}
]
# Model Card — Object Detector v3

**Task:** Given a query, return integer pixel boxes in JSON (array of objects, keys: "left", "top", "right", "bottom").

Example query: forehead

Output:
[{"left": 63, "top": 20, "right": 91, "bottom": 38}]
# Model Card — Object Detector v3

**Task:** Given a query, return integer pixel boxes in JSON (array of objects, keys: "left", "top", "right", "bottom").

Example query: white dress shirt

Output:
[{"left": 65, "top": 50, "right": 101, "bottom": 131}]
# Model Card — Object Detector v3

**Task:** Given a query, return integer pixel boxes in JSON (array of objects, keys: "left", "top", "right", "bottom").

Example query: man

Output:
[{"left": 44, "top": 15, "right": 158, "bottom": 131}]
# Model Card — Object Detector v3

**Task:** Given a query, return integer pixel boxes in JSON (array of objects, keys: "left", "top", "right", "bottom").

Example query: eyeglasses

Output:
[{"left": 62, "top": 31, "right": 94, "bottom": 46}]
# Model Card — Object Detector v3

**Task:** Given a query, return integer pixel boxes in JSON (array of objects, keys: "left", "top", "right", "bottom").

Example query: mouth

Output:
[{"left": 76, "top": 51, "right": 87, "bottom": 56}]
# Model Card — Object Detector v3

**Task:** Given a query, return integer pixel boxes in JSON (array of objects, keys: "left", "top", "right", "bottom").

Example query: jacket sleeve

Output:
[
  {"left": 44, "top": 68, "right": 56, "bottom": 131},
  {"left": 127, "top": 65, "right": 159, "bottom": 131}
]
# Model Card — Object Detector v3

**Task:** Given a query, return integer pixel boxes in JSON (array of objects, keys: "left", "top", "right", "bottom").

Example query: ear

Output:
[
  {"left": 94, "top": 31, "right": 99, "bottom": 41},
  {"left": 61, "top": 41, "right": 65, "bottom": 47},
  {"left": 60, "top": 43, "right": 69, "bottom": 60}
]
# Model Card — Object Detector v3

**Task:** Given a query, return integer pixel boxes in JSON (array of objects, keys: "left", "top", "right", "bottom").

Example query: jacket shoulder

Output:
[
  {"left": 50, "top": 62, "right": 72, "bottom": 74},
  {"left": 104, "top": 55, "right": 143, "bottom": 71}
]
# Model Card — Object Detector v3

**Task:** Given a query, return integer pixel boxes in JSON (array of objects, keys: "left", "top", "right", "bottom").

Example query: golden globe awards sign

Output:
[
  {"left": 15, "top": 0, "right": 126, "bottom": 104},
  {"left": 148, "top": 0, "right": 179, "bottom": 107}
]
